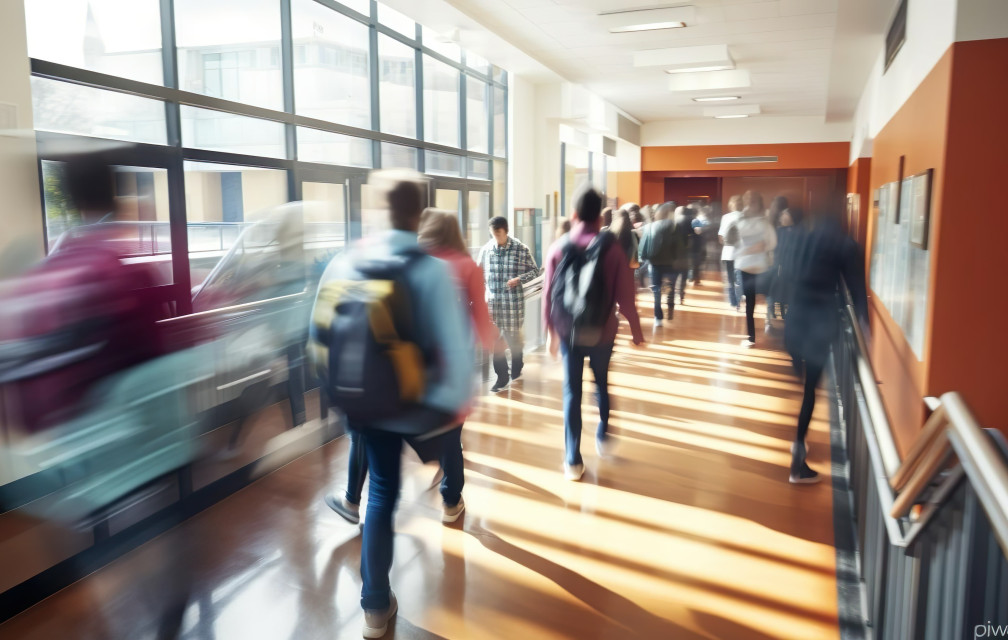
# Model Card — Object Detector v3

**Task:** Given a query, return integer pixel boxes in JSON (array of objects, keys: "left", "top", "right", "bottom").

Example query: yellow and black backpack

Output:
[{"left": 308, "top": 250, "right": 426, "bottom": 423}]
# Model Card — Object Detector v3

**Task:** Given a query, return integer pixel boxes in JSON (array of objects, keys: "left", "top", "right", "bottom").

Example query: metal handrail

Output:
[{"left": 840, "top": 283, "right": 1008, "bottom": 557}]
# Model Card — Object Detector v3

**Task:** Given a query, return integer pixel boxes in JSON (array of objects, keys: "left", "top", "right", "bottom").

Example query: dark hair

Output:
[
  {"left": 489, "top": 216, "right": 508, "bottom": 232},
  {"left": 64, "top": 155, "right": 116, "bottom": 213},
  {"left": 601, "top": 207, "right": 613, "bottom": 228},
  {"left": 784, "top": 206, "right": 805, "bottom": 226},
  {"left": 573, "top": 184, "right": 603, "bottom": 223},
  {"left": 388, "top": 180, "right": 423, "bottom": 230},
  {"left": 609, "top": 208, "right": 633, "bottom": 254}
]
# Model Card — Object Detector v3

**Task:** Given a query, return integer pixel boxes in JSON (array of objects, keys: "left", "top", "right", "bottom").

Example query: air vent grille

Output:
[{"left": 707, "top": 155, "right": 778, "bottom": 164}]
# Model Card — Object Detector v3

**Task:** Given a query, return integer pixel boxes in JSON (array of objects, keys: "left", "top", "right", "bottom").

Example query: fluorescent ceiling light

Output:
[
  {"left": 693, "top": 96, "right": 740, "bottom": 102},
  {"left": 714, "top": 114, "right": 749, "bottom": 119},
  {"left": 634, "top": 44, "right": 732, "bottom": 72},
  {"left": 667, "top": 65, "right": 733, "bottom": 74},
  {"left": 703, "top": 104, "right": 760, "bottom": 117},
  {"left": 668, "top": 69, "right": 751, "bottom": 92},
  {"left": 600, "top": 5, "right": 696, "bottom": 33}
]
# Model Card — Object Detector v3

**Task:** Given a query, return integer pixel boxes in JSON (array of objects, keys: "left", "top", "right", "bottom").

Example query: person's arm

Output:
[
  {"left": 610, "top": 246, "right": 644, "bottom": 344},
  {"left": 467, "top": 262, "right": 497, "bottom": 351},
  {"left": 517, "top": 244, "right": 540, "bottom": 284},
  {"left": 764, "top": 221, "right": 778, "bottom": 253},
  {"left": 416, "top": 260, "right": 474, "bottom": 415},
  {"left": 542, "top": 244, "right": 561, "bottom": 357}
]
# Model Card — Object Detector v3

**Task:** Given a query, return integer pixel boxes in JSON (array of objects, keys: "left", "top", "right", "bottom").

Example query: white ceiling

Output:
[{"left": 415, "top": 0, "right": 899, "bottom": 125}]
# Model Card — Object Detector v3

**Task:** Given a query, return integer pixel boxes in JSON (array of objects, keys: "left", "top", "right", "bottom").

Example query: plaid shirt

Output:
[{"left": 477, "top": 237, "right": 540, "bottom": 332}]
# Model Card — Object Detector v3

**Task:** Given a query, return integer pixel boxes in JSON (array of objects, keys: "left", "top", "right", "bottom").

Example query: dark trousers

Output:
[
  {"left": 285, "top": 344, "right": 306, "bottom": 427},
  {"left": 722, "top": 260, "right": 739, "bottom": 307},
  {"left": 360, "top": 430, "right": 402, "bottom": 611},
  {"left": 797, "top": 360, "right": 826, "bottom": 446},
  {"left": 741, "top": 271, "right": 758, "bottom": 342},
  {"left": 560, "top": 341, "right": 614, "bottom": 466},
  {"left": 649, "top": 264, "right": 681, "bottom": 320},
  {"left": 492, "top": 329, "right": 523, "bottom": 381},
  {"left": 345, "top": 426, "right": 464, "bottom": 507}
]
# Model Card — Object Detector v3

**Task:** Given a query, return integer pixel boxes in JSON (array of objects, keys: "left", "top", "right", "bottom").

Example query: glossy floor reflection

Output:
[{"left": 0, "top": 281, "right": 840, "bottom": 639}]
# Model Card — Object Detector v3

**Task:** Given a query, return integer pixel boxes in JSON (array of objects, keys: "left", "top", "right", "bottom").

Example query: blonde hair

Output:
[
  {"left": 742, "top": 190, "right": 765, "bottom": 215},
  {"left": 418, "top": 208, "right": 467, "bottom": 254},
  {"left": 727, "top": 194, "right": 743, "bottom": 212}
]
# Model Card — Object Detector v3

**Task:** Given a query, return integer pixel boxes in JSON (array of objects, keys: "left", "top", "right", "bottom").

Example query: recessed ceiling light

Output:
[
  {"left": 600, "top": 6, "right": 696, "bottom": 33},
  {"left": 693, "top": 96, "right": 741, "bottom": 102},
  {"left": 714, "top": 114, "right": 749, "bottom": 119},
  {"left": 666, "top": 65, "right": 734, "bottom": 74}
]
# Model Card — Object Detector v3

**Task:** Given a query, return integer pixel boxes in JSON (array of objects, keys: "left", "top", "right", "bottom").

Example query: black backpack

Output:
[
  {"left": 308, "top": 249, "right": 427, "bottom": 424},
  {"left": 549, "top": 233, "right": 615, "bottom": 347}
]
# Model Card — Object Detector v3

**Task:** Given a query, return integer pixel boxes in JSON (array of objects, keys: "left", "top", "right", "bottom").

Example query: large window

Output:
[
  {"left": 292, "top": 0, "right": 371, "bottom": 129},
  {"left": 174, "top": 0, "right": 283, "bottom": 110},
  {"left": 379, "top": 35, "right": 417, "bottom": 138},
  {"left": 423, "top": 55, "right": 459, "bottom": 147},
  {"left": 26, "top": 0, "right": 508, "bottom": 316}
]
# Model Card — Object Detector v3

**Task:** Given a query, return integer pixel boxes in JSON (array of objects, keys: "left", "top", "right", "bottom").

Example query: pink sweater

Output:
[{"left": 429, "top": 247, "right": 498, "bottom": 350}]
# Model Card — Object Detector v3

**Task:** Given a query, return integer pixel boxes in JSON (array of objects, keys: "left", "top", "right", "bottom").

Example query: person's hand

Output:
[
  {"left": 548, "top": 331, "right": 560, "bottom": 360},
  {"left": 507, "top": 277, "right": 520, "bottom": 289}
]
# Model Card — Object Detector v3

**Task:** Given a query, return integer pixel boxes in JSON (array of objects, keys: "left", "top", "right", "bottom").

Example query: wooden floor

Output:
[{"left": 0, "top": 282, "right": 841, "bottom": 639}]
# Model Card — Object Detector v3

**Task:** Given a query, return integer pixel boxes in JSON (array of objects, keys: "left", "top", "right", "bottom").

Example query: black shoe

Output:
[
  {"left": 511, "top": 368, "right": 522, "bottom": 381},
  {"left": 490, "top": 377, "right": 509, "bottom": 393},
  {"left": 789, "top": 462, "right": 820, "bottom": 484}
]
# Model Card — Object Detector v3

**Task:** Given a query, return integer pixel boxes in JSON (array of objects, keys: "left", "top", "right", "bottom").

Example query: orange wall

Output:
[
  {"left": 642, "top": 142, "right": 850, "bottom": 172},
  {"left": 867, "top": 46, "right": 953, "bottom": 455},
  {"left": 847, "top": 157, "right": 872, "bottom": 246},
  {"left": 926, "top": 38, "right": 1008, "bottom": 433},
  {"left": 616, "top": 171, "right": 641, "bottom": 207}
]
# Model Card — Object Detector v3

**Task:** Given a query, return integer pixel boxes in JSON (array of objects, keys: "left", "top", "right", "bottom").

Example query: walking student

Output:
[
  {"left": 477, "top": 216, "right": 540, "bottom": 392},
  {"left": 310, "top": 172, "right": 473, "bottom": 638},
  {"left": 730, "top": 191, "right": 777, "bottom": 347},
  {"left": 718, "top": 195, "right": 743, "bottom": 310},
  {"left": 543, "top": 184, "right": 645, "bottom": 481}
]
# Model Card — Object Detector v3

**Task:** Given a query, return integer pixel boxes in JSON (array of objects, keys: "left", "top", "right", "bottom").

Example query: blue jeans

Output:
[
  {"left": 560, "top": 341, "right": 615, "bottom": 466},
  {"left": 722, "top": 260, "right": 739, "bottom": 307},
  {"left": 439, "top": 425, "right": 464, "bottom": 506},
  {"left": 649, "top": 264, "right": 680, "bottom": 320},
  {"left": 360, "top": 430, "right": 402, "bottom": 610}
]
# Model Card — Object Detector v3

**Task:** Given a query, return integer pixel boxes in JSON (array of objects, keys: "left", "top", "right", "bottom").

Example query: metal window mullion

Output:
[
  {"left": 416, "top": 45, "right": 424, "bottom": 172},
  {"left": 310, "top": 0, "right": 370, "bottom": 24},
  {"left": 370, "top": 19, "right": 381, "bottom": 168},
  {"left": 459, "top": 67, "right": 467, "bottom": 166},
  {"left": 281, "top": 0, "right": 298, "bottom": 206}
]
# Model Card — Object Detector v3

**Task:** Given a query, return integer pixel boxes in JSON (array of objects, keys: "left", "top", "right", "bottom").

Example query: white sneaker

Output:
[
  {"left": 596, "top": 436, "right": 616, "bottom": 457},
  {"left": 741, "top": 339, "right": 755, "bottom": 348},
  {"left": 442, "top": 496, "right": 465, "bottom": 523},
  {"left": 563, "top": 462, "right": 585, "bottom": 481},
  {"left": 363, "top": 591, "right": 398, "bottom": 638},
  {"left": 654, "top": 319, "right": 663, "bottom": 328}
]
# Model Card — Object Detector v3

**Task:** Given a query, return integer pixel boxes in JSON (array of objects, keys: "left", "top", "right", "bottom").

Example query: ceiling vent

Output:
[{"left": 707, "top": 156, "right": 778, "bottom": 164}]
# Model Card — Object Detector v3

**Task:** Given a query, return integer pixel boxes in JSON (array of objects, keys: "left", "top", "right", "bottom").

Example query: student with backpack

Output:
[
  {"left": 638, "top": 202, "right": 689, "bottom": 327},
  {"left": 543, "top": 184, "right": 645, "bottom": 481},
  {"left": 309, "top": 172, "right": 473, "bottom": 638}
]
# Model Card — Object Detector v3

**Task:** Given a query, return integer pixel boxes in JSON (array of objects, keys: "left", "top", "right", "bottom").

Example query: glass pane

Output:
[
  {"left": 181, "top": 106, "right": 286, "bottom": 158},
  {"left": 379, "top": 35, "right": 416, "bottom": 138},
  {"left": 425, "top": 150, "right": 462, "bottom": 177},
  {"left": 184, "top": 162, "right": 289, "bottom": 307},
  {"left": 466, "top": 191, "right": 490, "bottom": 258},
  {"left": 492, "top": 65, "right": 507, "bottom": 84},
  {"left": 423, "top": 56, "right": 459, "bottom": 147},
  {"left": 292, "top": 0, "right": 371, "bottom": 129},
  {"left": 377, "top": 2, "right": 415, "bottom": 37},
  {"left": 42, "top": 162, "right": 173, "bottom": 285},
  {"left": 466, "top": 76, "right": 489, "bottom": 154},
  {"left": 380, "top": 142, "right": 418, "bottom": 169},
  {"left": 493, "top": 159, "right": 506, "bottom": 217},
  {"left": 25, "top": 0, "right": 164, "bottom": 85},
  {"left": 301, "top": 182, "right": 347, "bottom": 272},
  {"left": 465, "top": 51, "right": 490, "bottom": 75},
  {"left": 175, "top": 0, "right": 283, "bottom": 111},
  {"left": 435, "top": 189, "right": 461, "bottom": 215},
  {"left": 493, "top": 85, "right": 507, "bottom": 157},
  {"left": 422, "top": 26, "right": 460, "bottom": 62},
  {"left": 298, "top": 127, "right": 373, "bottom": 168},
  {"left": 361, "top": 183, "right": 391, "bottom": 237},
  {"left": 468, "top": 158, "right": 490, "bottom": 180},
  {"left": 31, "top": 77, "right": 167, "bottom": 145}
]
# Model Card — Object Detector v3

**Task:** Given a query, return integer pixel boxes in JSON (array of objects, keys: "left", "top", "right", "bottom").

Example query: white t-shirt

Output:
[
  {"left": 733, "top": 213, "right": 777, "bottom": 274},
  {"left": 718, "top": 210, "right": 742, "bottom": 261}
]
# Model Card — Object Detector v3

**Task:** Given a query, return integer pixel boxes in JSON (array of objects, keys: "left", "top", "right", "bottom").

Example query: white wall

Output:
[
  {"left": 642, "top": 116, "right": 852, "bottom": 147},
  {"left": 955, "top": 0, "right": 1008, "bottom": 42},
  {"left": 0, "top": 1, "right": 44, "bottom": 278},
  {"left": 509, "top": 74, "right": 537, "bottom": 211}
]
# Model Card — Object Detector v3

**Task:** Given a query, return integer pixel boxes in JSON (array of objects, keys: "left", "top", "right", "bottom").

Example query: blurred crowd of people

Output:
[{"left": 0, "top": 150, "right": 868, "bottom": 637}]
